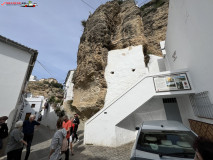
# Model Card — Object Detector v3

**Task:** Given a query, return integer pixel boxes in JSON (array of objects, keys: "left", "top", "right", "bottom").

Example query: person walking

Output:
[
  {"left": 62, "top": 115, "right": 71, "bottom": 160},
  {"left": 23, "top": 114, "right": 40, "bottom": 160},
  {"left": 69, "top": 117, "right": 75, "bottom": 156},
  {"left": 0, "top": 116, "right": 8, "bottom": 150},
  {"left": 49, "top": 118, "right": 67, "bottom": 160},
  {"left": 73, "top": 114, "right": 80, "bottom": 142},
  {"left": 6, "top": 121, "right": 27, "bottom": 160}
]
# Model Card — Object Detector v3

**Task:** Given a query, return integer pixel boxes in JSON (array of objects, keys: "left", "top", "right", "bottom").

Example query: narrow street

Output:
[{"left": 0, "top": 123, "right": 133, "bottom": 160}]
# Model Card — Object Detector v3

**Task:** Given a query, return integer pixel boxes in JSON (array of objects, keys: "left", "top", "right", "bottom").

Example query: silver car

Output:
[{"left": 130, "top": 120, "right": 197, "bottom": 160}]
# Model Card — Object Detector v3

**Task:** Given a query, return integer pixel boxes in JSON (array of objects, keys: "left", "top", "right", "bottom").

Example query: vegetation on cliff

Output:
[{"left": 26, "top": 79, "right": 64, "bottom": 107}]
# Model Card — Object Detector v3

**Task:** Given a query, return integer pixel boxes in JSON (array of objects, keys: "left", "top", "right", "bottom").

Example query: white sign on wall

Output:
[{"left": 154, "top": 73, "right": 191, "bottom": 92}]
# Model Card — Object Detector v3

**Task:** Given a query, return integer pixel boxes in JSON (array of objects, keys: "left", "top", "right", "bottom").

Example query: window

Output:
[
  {"left": 31, "top": 104, "right": 35, "bottom": 108},
  {"left": 190, "top": 91, "right": 213, "bottom": 119},
  {"left": 136, "top": 131, "right": 196, "bottom": 158}
]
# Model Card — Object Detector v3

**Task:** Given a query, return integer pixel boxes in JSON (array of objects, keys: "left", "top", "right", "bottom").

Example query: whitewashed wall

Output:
[
  {"left": 177, "top": 95, "right": 213, "bottom": 126},
  {"left": 165, "top": 0, "right": 213, "bottom": 124},
  {"left": 115, "top": 97, "right": 167, "bottom": 146},
  {"left": 64, "top": 70, "right": 74, "bottom": 101},
  {"left": 41, "top": 104, "right": 58, "bottom": 130},
  {"left": 0, "top": 41, "right": 31, "bottom": 130},
  {"left": 104, "top": 45, "right": 148, "bottom": 106},
  {"left": 148, "top": 55, "right": 166, "bottom": 73}
]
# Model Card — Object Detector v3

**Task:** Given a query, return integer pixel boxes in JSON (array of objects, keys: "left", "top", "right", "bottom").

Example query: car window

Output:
[{"left": 136, "top": 130, "right": 196, "bottom": 158}]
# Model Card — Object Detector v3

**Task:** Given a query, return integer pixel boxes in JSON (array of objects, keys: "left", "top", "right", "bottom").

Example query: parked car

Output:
[{"left": 130, "top": 120, "right": 197, "bottom": 160}]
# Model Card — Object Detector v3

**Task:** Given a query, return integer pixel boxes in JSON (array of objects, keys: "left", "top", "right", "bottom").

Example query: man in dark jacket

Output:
[
  {"left": 73, "top": 114, "right": 80, "bottom": 142},
  {"left": 0, "top": 116, "right": 8, "bottom": 149},
  {"left": 23, "top": 115, "right": 40, "bottom": 160}
]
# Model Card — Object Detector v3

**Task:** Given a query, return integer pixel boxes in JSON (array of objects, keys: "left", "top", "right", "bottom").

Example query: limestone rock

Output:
[{"left": 72, "top": 0, "right": 169, "bottom": 119}]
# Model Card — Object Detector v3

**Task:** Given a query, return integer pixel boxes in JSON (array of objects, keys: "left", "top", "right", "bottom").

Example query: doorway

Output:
[
  {"left": 25, "top": 113, "right": 31, "bottom": 121},
  {"left": 163, "top": 98, "right": 182, "bottom": 122}
]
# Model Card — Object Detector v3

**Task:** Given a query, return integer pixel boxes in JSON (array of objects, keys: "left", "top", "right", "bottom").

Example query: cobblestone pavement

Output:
[{"left": 0, "top": 124, "right": 134, "bottom": 160}]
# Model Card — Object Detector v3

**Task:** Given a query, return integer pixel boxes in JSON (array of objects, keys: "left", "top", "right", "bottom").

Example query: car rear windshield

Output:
[{"left": 136, "top": 130, "right": 196, "bottom": 158}]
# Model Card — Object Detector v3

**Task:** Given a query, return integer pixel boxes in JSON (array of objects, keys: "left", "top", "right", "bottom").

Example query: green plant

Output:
[
  {"left": 81, "top": 20, "right": 86, "bottom": 28},
  {"left": 50, "top": 82, "right": 63, "bottom": 89},
  {"left": 49, "top": 96, "right": 56, "bottom": 104},
  {"left": 117, "top": 0, "right": 123, "bottom": 5},
  {"left": 55, "top": 108, "right": 65, "bottom": 117},
  {"left": 154, "top": 0, "right": 165, "bottom": 8}
]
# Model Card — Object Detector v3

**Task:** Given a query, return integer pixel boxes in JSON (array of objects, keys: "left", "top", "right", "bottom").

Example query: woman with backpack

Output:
[{"left": 49, "top": 118, "right": 67, "bottom": 160}]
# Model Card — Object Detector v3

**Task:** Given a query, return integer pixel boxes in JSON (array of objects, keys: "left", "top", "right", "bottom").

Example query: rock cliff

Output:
[
  {"left": 26, "top": 79, "right": 64, "bottom": 106},
  {"left": 72, "top": 0, "right": 169, "bottom": 119}
]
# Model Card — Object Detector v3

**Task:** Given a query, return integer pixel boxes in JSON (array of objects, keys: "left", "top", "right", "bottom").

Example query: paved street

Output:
[{"left": 0, "top": 124, "right": 133, "bottom": 160}]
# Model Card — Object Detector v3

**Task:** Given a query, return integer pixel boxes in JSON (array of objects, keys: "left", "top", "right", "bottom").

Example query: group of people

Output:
[
  {"left": 49, "top": 114, "right": 80, "bottom": 160},
  {"left": 5, "top": 114, "right": 40, "bottom": 160},
  {"left": 2, "top": 113, "right": 80, "bottom": 160},
  {"left": 2, "top": 113, "right": 213, "bottom": 160}
]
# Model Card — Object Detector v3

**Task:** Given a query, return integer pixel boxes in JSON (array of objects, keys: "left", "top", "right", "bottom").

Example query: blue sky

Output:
[{"left": 0, "top": 0, "right": 148, "bottom": 83}]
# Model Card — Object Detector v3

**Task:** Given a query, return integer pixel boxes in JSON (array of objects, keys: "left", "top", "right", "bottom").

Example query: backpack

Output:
[{"left": 61, "top": 137, "right": 68, "bottom": 152}]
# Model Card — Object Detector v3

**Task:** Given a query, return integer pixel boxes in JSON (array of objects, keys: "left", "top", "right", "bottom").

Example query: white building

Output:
[
  {"left": 0, "top": 35, "right": 38, "bottom": 130},
  {"left": 29, "top": 75, "right": 38, "bottom": 81},
  {"left": 64, "top": 70, "right": 75, "bottom": 102},
  {"left": 84, "top": 0, "right": 213, "bottom": 147},
  {"left": 19, "top": 93, "right": 44, "bottom": 121}
]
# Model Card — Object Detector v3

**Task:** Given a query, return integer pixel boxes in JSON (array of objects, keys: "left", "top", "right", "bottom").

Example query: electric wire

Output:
[
  {"left": 81, "top": 0, "right": 95, "bottom": 10},
  {"left": 36, "top": 60, "right": 54, "bottom": 77},
  {"left": 36, "top": 60, "right": 65, "bottom": 83}
]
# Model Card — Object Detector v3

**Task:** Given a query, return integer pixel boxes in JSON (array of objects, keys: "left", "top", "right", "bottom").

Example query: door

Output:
[
  {"left": 163, "top": 98, "right": 182, "bottom": 122},
  {"left": 25, "top": 113, "right": 31, "bottom": 121}
]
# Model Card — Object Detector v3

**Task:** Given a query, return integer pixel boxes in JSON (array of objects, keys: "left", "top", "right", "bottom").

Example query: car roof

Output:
[{"left": 141, "top": 120, "right": 190, "bottom": 131}]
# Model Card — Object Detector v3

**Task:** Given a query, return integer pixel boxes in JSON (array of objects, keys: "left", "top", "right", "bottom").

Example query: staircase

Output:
[{"left": 84, "top": 70, "right": 194, "bottom": 147}]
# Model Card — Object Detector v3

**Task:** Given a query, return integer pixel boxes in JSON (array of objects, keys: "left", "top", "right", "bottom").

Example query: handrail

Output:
[
  {"left": 86, "top": 75, "right": 153, "bottom": 125},
  {"left": 86, "top": 70, "right": 189, "bottom": 125}
]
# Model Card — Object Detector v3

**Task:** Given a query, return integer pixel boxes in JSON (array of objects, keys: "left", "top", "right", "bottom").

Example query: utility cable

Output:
[
  {"left": 36, "top": 60, "right": 54, "bottom": 77},
  {"left": 36, "top": 60, "right": 66, "bottom": 83},
  {"left": 81, "top": 0, "right": 95, "bottom": 10}
]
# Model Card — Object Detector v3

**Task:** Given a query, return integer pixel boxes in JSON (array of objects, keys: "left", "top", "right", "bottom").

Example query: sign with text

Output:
[{"left": 154, "top": 73, "right": 191, "bottom": 92}]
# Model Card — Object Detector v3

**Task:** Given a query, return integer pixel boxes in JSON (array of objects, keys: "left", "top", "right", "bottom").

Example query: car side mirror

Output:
[{"left": 135, "top": 127, "right": 140, "bottom": 130}]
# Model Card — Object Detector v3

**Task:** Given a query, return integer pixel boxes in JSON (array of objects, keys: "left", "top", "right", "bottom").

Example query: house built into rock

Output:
[{"left": 83, "top": 0, "right": 213, "bottom": 146}]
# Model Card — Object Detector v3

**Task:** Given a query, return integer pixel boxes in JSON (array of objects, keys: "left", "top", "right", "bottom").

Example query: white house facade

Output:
[
  {"left": 64, "top": 70, "right": 75, "bottom": 102},
  {"left": 19, "top": 93, "right": 44, "bottom": 121},
  {"left": 164, "top": 0, "right": 213, "bottom": 135},
  {"left": 84, "top": 0, "right": 213, "bottom": 147},
  {"left": 29, "top": 75, "right": 38, "bottom": 82},
  {"left": 0, "top": 35, "right": 38, "bottom": 130}
]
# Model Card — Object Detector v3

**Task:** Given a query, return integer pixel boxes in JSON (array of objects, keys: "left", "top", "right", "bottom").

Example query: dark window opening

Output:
[{"left": 31, "top": 104, "right": 35, "bottom": 108}]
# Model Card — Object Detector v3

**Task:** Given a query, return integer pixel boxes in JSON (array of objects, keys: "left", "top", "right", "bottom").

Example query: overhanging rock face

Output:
[{"left": 72, "top": 0, "right": 147, "bottom": 118}]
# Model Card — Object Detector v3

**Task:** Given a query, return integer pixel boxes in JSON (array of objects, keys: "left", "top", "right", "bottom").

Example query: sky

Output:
[{"left": 0, "top": 0, "right": 149, "bottom": 83}]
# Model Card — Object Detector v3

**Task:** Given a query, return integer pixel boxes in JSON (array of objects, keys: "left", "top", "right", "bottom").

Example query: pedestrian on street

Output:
[
  {"left": 0, "top": 116, "right": 8, "bottom": 150},
  {"left": 73, "top": 114, "right": 80, "bottom": 142},
  {"left": 69, "top": 117, "right": 74, "bottom": 155},
  {"left": 62, "top": 115, "right": 71, "bottom": 160},
  {"left": 23, "top": 114, "right": 40, "bottom": 160},
  {"left": 49, "top": 118, "right": 67, "bottom": 160},
  {"left": 6, "top": 121, "right": 27, "bottom": 160},
  {"left": 193, "top": 136, "right": 213, "bottom": 160}
]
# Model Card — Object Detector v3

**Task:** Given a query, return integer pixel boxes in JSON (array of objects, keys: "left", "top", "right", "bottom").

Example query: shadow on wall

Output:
[{"left": 40, "top": 106, "right": 58, "bottom": 130}]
